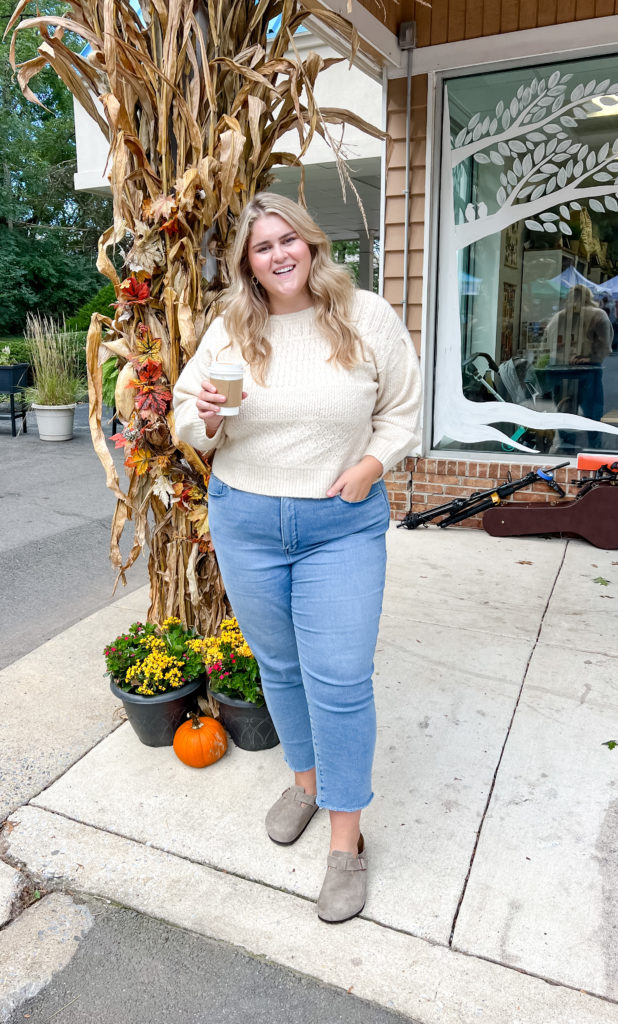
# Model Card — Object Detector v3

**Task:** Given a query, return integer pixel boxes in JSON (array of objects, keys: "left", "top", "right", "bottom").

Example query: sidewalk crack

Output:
[{"left": 448, "top": 540, "right": 569, "bottom": 948}]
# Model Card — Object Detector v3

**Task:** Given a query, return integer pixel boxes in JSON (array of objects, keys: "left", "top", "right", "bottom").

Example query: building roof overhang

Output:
[{"left": 307, "top": 0, "right": 402, "bottom": 79}]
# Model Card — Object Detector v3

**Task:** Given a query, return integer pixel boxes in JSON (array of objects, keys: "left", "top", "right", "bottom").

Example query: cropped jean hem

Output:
[
  {"left": 284, "top": 758, "right": 317, "bottom": 774},
  {"left": 317, "top": 792, "right": 374, "bottom": 813}
]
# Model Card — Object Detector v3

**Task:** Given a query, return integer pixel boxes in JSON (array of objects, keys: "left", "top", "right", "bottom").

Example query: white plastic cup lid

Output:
[{"left": 208, "top": 362, "right": 244, "bottom": 379}]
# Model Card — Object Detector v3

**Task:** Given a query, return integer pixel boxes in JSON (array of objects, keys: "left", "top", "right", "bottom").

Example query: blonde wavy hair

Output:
[{"left": 222, "top": 193, "right": 362, "bottom": 384}]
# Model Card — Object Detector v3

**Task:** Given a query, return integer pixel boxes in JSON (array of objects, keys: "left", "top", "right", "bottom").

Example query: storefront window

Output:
[{"left": 434, "top": 53, "right": 618, "bottom": 455}]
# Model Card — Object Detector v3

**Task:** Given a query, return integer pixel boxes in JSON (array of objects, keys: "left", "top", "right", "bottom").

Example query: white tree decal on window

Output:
[{"left": 435, "top": 69, "right": 618, "bottom": 451}]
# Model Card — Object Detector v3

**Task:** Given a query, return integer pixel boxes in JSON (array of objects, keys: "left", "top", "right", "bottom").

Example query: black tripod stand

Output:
[{"left": 398, "top": 463, "right": 569, "bottom": 530}]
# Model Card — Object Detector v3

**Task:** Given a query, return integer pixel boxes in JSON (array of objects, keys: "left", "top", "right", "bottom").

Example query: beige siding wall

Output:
[{"left": 383, "top": 75, "right": 427, "bottom": 352}]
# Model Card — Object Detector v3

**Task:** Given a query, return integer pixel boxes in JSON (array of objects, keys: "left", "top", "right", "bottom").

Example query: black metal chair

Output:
[{"left": 0, "top": 364, "right": 29, "bottom": 437}]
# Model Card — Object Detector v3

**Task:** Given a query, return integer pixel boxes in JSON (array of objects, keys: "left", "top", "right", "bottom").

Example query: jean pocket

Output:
[
  {"left": 336, "top": 482, "right": 382, "bottom": 506},
  {"left": 207, "top": 475, "right": 229, "bottom": 498}
]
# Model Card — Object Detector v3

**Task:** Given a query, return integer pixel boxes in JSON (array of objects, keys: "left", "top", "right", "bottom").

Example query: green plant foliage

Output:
[
  {"left": 0, "top": 338, "right": 30, "bottom": 364},
  {"left": 0, "top": 0, "right": 113, "bottom": 335},
  {"left": 66, "top": 282, "right": 117, "bottom": 331},
  {"left": 330, "top": 238, "right": 380, "bottom": 290},
  {"left": 103, "top": 618, "right": 204, "bottom": 697},
  {"left": 101, "top": 356, "right": 120, "bottom": 409},
  {"left": 202, "top": 617, "right": 264, "bottom": 706}
]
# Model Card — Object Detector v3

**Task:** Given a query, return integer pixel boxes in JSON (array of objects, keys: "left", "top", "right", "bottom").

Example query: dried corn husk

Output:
[
  {"left": 9, "top": 0, "right": 389, "bottom": 631},
  {"left": 114, "top": 361, "right": 138, "bottom": 421}
]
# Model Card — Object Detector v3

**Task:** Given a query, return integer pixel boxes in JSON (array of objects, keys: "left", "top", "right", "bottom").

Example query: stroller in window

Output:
[{"left": 462, "top": 352, "right": 554, "bottom": 453}]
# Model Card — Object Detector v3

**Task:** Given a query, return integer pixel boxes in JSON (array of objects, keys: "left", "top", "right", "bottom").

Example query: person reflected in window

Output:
[
  {"left": 545, "top": 285, "right": 612, "bottom": 436},
  {"left": 599, "top": 291, "right": 618, "bottom": 352}
]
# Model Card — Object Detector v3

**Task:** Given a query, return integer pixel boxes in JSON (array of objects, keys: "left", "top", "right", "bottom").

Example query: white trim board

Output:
[
  {"left": 318, "top": 0, "right": 402, "bottom": 69},
  {"left": 389, "top": 15, "right": 618, "bottom": 78}
]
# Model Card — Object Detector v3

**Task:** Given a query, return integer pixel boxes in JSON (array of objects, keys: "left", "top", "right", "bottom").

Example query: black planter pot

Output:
[
  {"left": 0, "top": 363, "right": 29, "bottom": 392},
  {"left": 110, "top": 676, "right": 204, "bottom": 746},
  {"left": 209, "top": 689, "right": 279, "bottom": 751}
]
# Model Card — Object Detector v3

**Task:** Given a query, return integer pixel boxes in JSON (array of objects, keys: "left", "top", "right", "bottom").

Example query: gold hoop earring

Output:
[{"left": 251, "top": 275, "right": 259, "bottom": 287}]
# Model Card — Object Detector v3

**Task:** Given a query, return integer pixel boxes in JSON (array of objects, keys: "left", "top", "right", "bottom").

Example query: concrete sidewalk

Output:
[{"left": 1, "top": 525, "right": 618, "bottom": 1023}]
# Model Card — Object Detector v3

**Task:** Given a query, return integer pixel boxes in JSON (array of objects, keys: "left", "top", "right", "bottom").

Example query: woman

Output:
[{"left": 173, "top": 193, "right": 421, "bottom": 923}]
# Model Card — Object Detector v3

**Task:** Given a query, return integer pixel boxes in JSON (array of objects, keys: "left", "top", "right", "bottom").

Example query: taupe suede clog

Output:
[
  {"left": 265, "top": 785, "right": 319, "bottom": 845},
  {"left": 317, "top": 833, "right": 367, "bottom": 924}
]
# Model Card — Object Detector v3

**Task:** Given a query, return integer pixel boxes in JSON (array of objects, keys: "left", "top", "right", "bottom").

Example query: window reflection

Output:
[{"left": 441, "top": 55, "right": 618, "bottom": 455}]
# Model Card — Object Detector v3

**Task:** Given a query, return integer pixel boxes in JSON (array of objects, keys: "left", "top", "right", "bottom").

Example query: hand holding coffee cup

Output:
[{"left": 196, "top": 362, "right": 246, "bottom": 436}]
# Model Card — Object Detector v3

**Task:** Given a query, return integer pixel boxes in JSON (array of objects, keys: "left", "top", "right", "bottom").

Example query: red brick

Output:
[
  {"left": 442, "top": 485, "right": 477, "bottom": 496},
  {"left": 433, "top": 473, "right": 466, "bottom": 486},
  {"left": 463, "top": 476, "right": 493, "bottom": 490},
  {"left": 414, "top": 482, "right": 444, "bottom": 495},
  {"left": 506, "top": 491, "right": 540, "bottom": 502}
]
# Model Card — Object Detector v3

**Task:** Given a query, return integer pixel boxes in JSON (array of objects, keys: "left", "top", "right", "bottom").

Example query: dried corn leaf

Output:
[{"left": 9, "top": 0, "right": 391, "bottom": 631}]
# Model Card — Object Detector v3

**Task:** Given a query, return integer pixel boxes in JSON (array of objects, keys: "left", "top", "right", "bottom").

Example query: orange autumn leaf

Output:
[
  {"left": 160, "top": 215, "right": 180, "bottom": 235},
  {"left": 128, "top": 357, "right": 163, "bottom": 383},
  {"left": 124, "top": 447, "right": 153, "bottom": 475}
]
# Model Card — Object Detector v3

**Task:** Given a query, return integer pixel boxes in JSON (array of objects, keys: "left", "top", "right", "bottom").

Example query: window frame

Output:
[{"left": 423, "top": 38, "right": 618, "bottom": 462}]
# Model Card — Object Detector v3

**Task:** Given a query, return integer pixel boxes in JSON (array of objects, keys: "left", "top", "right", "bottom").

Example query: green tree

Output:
[{"left": 0, "top": 0, "right": 112, "bottom": 334}]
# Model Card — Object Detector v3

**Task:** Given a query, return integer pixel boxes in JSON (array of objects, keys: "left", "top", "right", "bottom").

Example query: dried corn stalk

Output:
[{"left": 7, "top": 0, "right": 386, "bottom": 633}]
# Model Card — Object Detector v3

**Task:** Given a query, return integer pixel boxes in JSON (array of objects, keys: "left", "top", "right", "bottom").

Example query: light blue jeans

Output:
[{"left": 207, "top": 474, "right": 391, "bottom": 811}]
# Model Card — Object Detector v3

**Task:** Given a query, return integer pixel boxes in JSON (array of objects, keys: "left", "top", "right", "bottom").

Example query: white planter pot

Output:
[{"left": 32, "top": 403, "right": 76, "bottom": 441}]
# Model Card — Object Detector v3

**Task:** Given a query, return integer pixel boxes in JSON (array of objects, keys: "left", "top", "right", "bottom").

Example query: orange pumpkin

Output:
[{"left": 173, "top": 712, "right": 227, "bottom": 768}]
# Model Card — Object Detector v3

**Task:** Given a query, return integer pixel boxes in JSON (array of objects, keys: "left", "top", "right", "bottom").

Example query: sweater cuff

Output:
[
  {"left": 363, "top": 436, "right": 400, "bottom": 475},
  {"left": 174, "top": 409, "right": 225, "bottom": 453}
]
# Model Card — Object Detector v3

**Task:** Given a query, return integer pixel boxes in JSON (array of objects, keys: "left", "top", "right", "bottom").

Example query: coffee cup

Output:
[{"left": 208, "top": 362, "right": 244, "bottom": 416}]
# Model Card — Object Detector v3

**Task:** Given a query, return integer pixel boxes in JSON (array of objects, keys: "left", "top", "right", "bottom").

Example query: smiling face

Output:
[{"left": 247, "top": 213, "right": 313, "bottom": 314}]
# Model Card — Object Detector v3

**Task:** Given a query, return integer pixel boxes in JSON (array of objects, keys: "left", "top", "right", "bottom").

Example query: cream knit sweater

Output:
[{"left": 173, "top": 289, "right": 422, "bottom": 498}]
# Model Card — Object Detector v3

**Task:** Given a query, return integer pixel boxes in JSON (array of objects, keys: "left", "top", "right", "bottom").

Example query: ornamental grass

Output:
[{"left": 25, "top": 314, "right": 86, "bottom": 407}]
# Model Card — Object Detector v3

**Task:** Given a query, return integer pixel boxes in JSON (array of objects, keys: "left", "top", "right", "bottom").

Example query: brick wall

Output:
[{"left": 384, "top": 457, "right": 581, "bottom": 528}]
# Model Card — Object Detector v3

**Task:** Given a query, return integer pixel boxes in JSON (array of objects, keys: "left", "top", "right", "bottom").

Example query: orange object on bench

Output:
[{"left": 577, "top": 454, "right": 618, "bottom": 472}]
